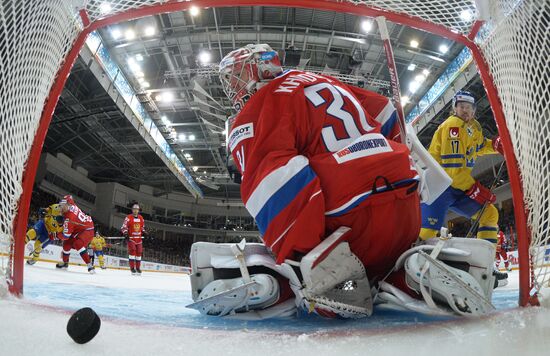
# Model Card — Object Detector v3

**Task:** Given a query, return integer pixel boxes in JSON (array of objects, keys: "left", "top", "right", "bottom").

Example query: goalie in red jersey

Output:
[
  {"left": 55, "top": 195, "right": 96, "bottom": 273},
  {"left": 188, "top": 44, "right": 497, "bottom": 320}
]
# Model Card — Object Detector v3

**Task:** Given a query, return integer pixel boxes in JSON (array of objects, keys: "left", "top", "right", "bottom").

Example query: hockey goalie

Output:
[{"left": 187, "top": 44, "right": 497, "bottom": 320}]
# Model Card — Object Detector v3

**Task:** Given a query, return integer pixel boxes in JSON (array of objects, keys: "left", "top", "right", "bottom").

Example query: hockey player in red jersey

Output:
[
  {"left": 55, "top": 195, "right": 96, "bottom": 273},
  {"left": 188, "top": 44, "right": 497, "bottom": 319},
  {"left": 495, "top": 230, "right": 512, "bottom": 271},
  {"left": 121, "top": 203, "right": 147, "bottom": 275}
]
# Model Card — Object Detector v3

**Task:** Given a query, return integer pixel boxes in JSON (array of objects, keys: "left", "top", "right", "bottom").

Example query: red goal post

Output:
[{"left": 1, "top": 0, "right": 547, "bottom": 307}]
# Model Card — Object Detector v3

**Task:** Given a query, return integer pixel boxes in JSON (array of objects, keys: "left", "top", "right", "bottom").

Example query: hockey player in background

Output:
[
  {"left": 25, "top": 204, "right": 64, "bottom": 265},
  {"left": 419, "top": 91, "right": 503, "bottom": 243},
  {"left": 418, "top": 90, "right": 508, "bottom": 285},
  {"left": 495, "top": 230, "right": 512, "bottom": 271},
  {"left": 90, "top": 231, "right": 108, "bottom": 269},
  {"left": 121, "top": 203, "right": 147, "bottom": 275},
  {"left": 55, "top": 195, "right": 96, "bottom": 273}
]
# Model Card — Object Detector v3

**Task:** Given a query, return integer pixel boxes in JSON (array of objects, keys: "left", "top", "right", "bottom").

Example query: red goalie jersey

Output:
[{"left": 230, "top": 70, "right": 420, "bottom": 281}]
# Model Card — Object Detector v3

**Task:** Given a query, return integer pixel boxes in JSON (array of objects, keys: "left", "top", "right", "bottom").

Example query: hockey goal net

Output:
[{"left": 0, "top": 0, "right": 548, "bottom": 306}]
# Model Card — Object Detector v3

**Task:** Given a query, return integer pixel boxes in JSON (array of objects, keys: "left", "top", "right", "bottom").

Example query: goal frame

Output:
[{"left": 9, "top": 0, "right": 534, "bottom": 306}]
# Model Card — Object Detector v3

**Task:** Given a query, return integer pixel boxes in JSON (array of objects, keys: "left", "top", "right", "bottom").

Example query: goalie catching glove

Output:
[{"left": 466, "top": 181, "right": 496, "bottom": 205}]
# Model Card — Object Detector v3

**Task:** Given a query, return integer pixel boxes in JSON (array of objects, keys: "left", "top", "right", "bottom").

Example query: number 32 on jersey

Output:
[{"left": 304, "top": 83, "right": 375, "bottom": 152}]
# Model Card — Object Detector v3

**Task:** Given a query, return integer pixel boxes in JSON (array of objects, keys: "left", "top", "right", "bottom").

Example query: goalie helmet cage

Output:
[{"left": 0, "top": 0, "right": 547, "bottom": 306}]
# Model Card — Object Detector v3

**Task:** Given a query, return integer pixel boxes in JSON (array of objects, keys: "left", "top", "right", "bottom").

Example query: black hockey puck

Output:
[{"left": 66, "top": 307, "right": 101, "bottom": 344}]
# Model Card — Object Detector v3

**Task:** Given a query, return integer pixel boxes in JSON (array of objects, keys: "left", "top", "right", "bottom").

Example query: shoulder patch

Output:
[
  {"left": 228, "top": 123, "right": 254, "bottom": 152},
  {"left": 449, "top": 127, "right": 460, "bottom": 138}
]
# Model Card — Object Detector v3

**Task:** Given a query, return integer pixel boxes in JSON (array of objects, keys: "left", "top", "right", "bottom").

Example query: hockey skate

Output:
[
  {"left": 100, "top": 265, "right": 107, "bottom": 270},
  {"left": 136, "top": 268, "right": 142, "bottom": 275},
  {"left": 131, "top": 268, "right": 137, "bottom": 275},
  {"left": 26, "top": 259, "right": 37, "bottom": 266},
  {"left": 88, "top": 265, "right": 96, "bottom": 274},
  {"left": 506, "top": 264, "right": 513, "bottom": 272},
  {"left": 56, "top": 262, "right": 69, "bottom": 269}
]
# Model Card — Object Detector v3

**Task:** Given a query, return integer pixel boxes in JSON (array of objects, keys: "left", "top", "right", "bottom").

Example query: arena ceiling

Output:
[{"left": 45, "top": 5, "right": 480, "bottom": 199}]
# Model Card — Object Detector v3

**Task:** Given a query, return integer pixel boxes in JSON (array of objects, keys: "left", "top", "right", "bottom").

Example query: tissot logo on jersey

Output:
[
  {"left": 228, "top": 123, "right": 254, "bottom": 152},
  {"left": 333, "top": 133, "right": 393, "bottom": 163},
  {"left": 449, "top": 127, "right": 459, "bottom": 138}
]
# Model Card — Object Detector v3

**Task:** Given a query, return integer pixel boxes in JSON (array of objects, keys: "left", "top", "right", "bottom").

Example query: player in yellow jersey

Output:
[
  {"left": 90, "top": 232, "right": 108, "bottom": 269},
  {"left": 420, "top": 90, "right": 504, "bottom": 245},
  {"left": 25, "top": 204, "right": 64, "bottom": 265}
]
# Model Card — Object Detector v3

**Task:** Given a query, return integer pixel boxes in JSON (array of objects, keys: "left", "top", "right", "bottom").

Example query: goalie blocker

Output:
[{"left": 187, "top": 227, "right": 497, "bottom": 319}]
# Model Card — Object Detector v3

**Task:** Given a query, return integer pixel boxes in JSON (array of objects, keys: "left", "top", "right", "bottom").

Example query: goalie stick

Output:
[{"left": 376, "top": 16, "right": 407, "bottom": 144}]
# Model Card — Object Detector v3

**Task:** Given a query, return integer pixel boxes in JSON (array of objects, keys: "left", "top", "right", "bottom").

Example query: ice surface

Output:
[{"left": 1, "top": 261, "right": 550, "bottom": 356}]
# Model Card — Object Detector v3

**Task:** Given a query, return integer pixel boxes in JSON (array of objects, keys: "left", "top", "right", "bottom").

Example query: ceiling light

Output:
[
  {"left": 407, "top": 63, "right": 416, "bottom": 71},
  {"left": 422, "top": 68, "right": 430, "bottom": 76},
  {"left": 193, "top": 166, "right": 199, "bottom": 171},
  {"left": 156, "top": 94, "right": 163, "bottom": 101},
  {"left": 222, "top": 129, "right": 227, "bottom": 135},
  {"left": 410, "top": 39, "right": 419, "bottom": 48},
  {"left": 111, "top": 28, "right": 122, "bottom": 40},
  {"left": 144, "top": 26, "right": 156, "bottom": 37},
  {"left": 184, "top": 153, "right": 191, "bottom": 158},
  {"left": 198, "top": 51, "right": 211, "bottom": 65},
  {"left": 189, "top": 6, "right": 200, "bottom": 17},
  {"left": 180, "top": 134, "right": 187, "bottom": 142},
  {"left": 203, "top": 171, "right": 207, "bottom": 174},
  {"left": 125, "top": 29, "right": 136, "bottom": 41},
  {"left": 189, "top": 134, "right": 196, "bottom": 141},
  {"left": 415, "top": 74, "right": 426, "bottom": 83},
  {"left": 439, "top": 44, "right": 449, "bottom": 54},
  {"left": 135, "top": 53, "right": 144, "bottom": 61},
  {"left": 401, "top": 96, "right": 410, "bottom": 105},
  {"left": 163, "top": 92, "right": 174, "bottom": 103},
  {"left": 141, "top": 81, "right": 150, "bottom": 88},
  {"left": 135, "top": 71, "right": 145, "bottom": 78},
  {"left": 188, "top": 157, "right": 193, "bottom": 161},
  {"left": 361, "top": 20, "right": 373, "bottom": 33},
  {"left": 99, "top": 2, "right": 111, "bottom": 14},
  {"left": 127, "top": 59, "right": 141, "bottom": 73},
  {"left": 460, "top": 9, "right": 474, "bottom": 22},
  {"left": 409, "top": 81, "right": 420, "bottom": 94}
]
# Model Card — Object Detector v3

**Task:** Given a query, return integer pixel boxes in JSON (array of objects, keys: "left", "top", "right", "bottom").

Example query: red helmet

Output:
[{"left": 219, "top": 44, "right": 282, "bottom": 112}]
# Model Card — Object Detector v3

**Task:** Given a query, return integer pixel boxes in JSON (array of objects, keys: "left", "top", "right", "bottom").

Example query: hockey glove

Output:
[
  {"left": 492, "top": 136, "right": 504, "bottom": 155},
  {"left": 466, "top": 181, "right": 496, "bottom": 205}
]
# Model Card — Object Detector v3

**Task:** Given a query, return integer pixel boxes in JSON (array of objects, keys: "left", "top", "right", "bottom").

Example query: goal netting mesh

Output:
[{"left": 0, "top": 0, "right": 548, "bottom": 301}]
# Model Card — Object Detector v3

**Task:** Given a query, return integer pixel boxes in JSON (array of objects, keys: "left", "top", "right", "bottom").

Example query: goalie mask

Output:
[{"left": 219, "top": 44, "right": 283, "bottom": 112}]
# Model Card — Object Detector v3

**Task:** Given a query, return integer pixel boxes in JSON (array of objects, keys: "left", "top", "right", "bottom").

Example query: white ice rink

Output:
[{"left": 1, "top": 261, "right": 550, "bottom": 356}]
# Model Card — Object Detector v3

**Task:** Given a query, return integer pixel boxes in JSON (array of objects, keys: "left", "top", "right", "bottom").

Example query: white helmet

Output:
[{"left": 219, "top": 44, "right": 283, "bottom": 112}]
